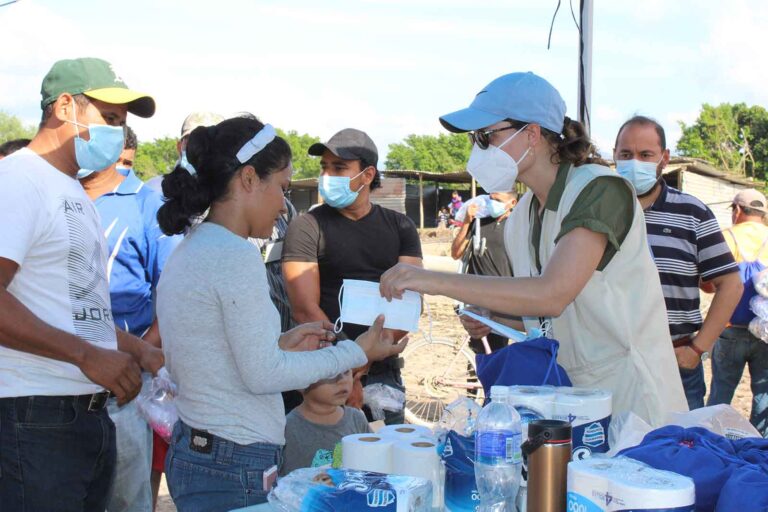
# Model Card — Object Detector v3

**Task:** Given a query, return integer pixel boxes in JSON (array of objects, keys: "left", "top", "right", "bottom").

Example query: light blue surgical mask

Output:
[
  {"left": 488, "top": 199, "right": 509, "bottom": 218},
  {"left": 615, "top": 158, "right": 662, "bottom": 195},
  {"left": 68, "top": 104, "right": 124, "bottom": 180},
  {"left": 319, "top": 170, "right": 365, "bottom": 209}
]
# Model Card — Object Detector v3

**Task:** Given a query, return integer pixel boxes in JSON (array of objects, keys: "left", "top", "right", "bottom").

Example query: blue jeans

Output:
[
  {"left": 679, "top": 363, "right": 706, "bottom": 410},
  {"left": 166, "top": 421, "right": 283, "bottom": 511},
  {"left": 106, "top": 397, "right": 153, "bottom": 512},
  {"left": 708, "top": 326, "right": 768, "bottom": 437},
  {"left": 0, "top": 394, "right": 116, "bottom": 511}
]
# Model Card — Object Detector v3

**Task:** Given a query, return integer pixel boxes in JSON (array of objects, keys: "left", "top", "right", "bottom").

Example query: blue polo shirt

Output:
[{"left": 93, "top": 169, "right": 181, "bottom": 336}]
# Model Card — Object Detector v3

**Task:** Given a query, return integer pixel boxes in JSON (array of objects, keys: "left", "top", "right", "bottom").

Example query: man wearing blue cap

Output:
[
  {"left": 380, "top": 72, "right": 687, "bottom": 426},
  {"left": 0, "top": 57, "right": 162, "bottom": 511}
]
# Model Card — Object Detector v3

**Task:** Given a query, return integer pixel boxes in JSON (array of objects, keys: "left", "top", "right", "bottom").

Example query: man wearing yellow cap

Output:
[{"left": 0, "top": 57, "right": 162, "bottom": 511}]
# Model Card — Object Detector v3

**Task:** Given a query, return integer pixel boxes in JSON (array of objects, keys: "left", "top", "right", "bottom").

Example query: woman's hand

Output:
[
  {"left": 380, "top": 263, "right": 430, "bottom": 301},
  {"left": 279, "top": 321, "right": 336, "bottom": 352},
  {"left": 355, "top": 315, "right": 409, "bottom": 362}
]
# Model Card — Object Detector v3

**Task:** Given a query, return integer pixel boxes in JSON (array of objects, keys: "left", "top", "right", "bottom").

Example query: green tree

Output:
[
  {"left": 0, "top": 111, "right": 36, "bottom": 143},
  {"left": 678, "top": 103, "right": 768, "bottom": 181},
  {"left": 276, "top": 129, "right": 321, "bottom": 180},
  {"left": 385, "top": 133, "right": 471, "bottom": 172},
  {"left": 134, "top": 137, "right": 178, "bottom": 181}
]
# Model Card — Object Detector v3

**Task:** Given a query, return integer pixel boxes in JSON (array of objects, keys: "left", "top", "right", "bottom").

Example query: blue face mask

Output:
[
  {"left": 615, "top": 158, "right": 662, "bottom": 195},
  {"left": 488, "top": 199, "right": 509, "bottom": 218},
  {"left": 68, "top": 105, "right": 124, "bottom": 180},
  {"left": 319, "top": 170, "right": 365, "bottom": 209}
]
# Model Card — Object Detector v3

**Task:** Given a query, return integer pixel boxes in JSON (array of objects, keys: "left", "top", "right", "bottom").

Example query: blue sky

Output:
[{"left": 1, "top": 0, "right": 766, "bottom": 165}]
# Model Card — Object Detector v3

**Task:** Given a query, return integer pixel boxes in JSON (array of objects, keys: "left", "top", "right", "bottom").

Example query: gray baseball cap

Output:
[{"left": 308, "top": 128, "right": 378, "bottom": 166}]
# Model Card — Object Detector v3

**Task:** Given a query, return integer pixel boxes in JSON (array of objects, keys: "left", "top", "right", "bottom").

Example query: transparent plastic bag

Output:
[
  {"left": 665, "top": 404, "right": 761, "bottom": 440},
  {"left": 363, "top": 383, "right": 405, "bottom": 421},
  {"left": 435, "top": 397, "right": 482, "bottom": 439},
  {"left": 268, "top": 468, "right": 432, "bottom": 512},
  {"left": 136, "top": 367, "right": 178, "bottom": 442},
  {"left": 606, "top": 411, "right": 653, "bottom": 456},
  {"left": 749, "top": 295, "right": 768, "bottom": 319},
  {"left": 754, "top": 268, "right": 768, "bottom": 298},
  {"left": 748, "top": 316, "right": 768, "bottom": 343}
]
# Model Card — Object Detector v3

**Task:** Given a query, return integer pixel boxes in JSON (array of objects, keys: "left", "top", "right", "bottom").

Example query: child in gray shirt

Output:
[{"left": 282, "top": 369, "right": 371, "bottom": 475}]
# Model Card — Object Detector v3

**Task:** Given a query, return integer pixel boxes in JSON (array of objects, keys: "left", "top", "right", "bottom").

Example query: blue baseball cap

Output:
[{"left": 440, "top": 72, "right": 567, "bottom": 134}]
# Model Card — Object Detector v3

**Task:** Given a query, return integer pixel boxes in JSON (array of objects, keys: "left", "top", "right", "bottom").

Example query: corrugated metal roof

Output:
[{"left": 382, "top": 169, "right": 473, "bottom": 184}]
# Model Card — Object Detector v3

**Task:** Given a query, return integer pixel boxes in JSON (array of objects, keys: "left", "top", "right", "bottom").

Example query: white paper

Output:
[{"left": 457, "top": 308, "right": 527, "bottom": 342}]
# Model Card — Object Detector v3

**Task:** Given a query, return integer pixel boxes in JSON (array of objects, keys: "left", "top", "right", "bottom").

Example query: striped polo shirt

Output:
[{"left": 644, "top": 182, "right": 738, "bottom": 337}]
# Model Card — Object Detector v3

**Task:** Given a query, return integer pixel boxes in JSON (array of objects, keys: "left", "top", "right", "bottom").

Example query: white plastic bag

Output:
[
  {"left": 750, "top": 295, "right": 768, "bottom": 319},
  {"left": 136, "top": 367, "right": 178, "bottom": 442},
  {"left": 363, "top": 383, "right": 406, "bottom": 421},
  {"left": 754, "top": 268, "right": 768, "bottom": 298},
  {"left": 606, "top": 411, "right": 653, "bottom": 456},
  {"left": 749, "top": 316, "right": 768, "bottom": 342},
  {"left": 665, "top": 404, "right": 761, "bottom": 440}
]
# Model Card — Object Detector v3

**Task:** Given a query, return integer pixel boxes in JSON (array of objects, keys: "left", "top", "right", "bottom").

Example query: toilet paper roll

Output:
[
  {"left": 379, "top": 424, "right": 434, "bottom": 441},
  {"left": 567, "top": 457, "right": 695, "bottom": 511},
  {"left": 508, "top": 385, "right": 556, "bottom": 439},
  {"left": 341, "top": 433, "right": 394, "bottom": 474},
  {"left": 554, "top": 387, "right": 612, "bottom": 459},
  {"left": 391, "top": 440, "right": 443, "bottom": 510}
]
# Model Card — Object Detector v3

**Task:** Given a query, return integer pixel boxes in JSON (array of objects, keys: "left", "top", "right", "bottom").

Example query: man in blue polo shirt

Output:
[
  {"left": 614, "top": 116, "right": 742, "bottom": 410},
  {"left": 81, "top": 125, "right": 181, "bottom": 512}
]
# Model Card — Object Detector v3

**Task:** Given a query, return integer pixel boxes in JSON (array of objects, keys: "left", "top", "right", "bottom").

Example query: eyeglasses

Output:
[{"left": 468, "top": 124, "right": 518, "bottom": 150}]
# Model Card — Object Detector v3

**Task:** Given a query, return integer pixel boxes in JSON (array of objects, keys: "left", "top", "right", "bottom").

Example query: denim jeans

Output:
[
  {"left": 106, "top": 397, "right": 153, "bottom": 512},
  {"left": 679, "top": 363, "right": 706, "bottom": 410},
  {"left": 166, "top": 421, "right": 283, "bottom": 512},
  {"left": 708, "top": 326, "right": 768, "bottom": 437},
  {"left": 0, "top": 394, "right": 116, "bottom": 511}
]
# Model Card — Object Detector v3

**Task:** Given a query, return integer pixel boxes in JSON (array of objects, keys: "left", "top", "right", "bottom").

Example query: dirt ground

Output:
[{"left": 155, "top": 236, "right": 757, "bottom": 511}]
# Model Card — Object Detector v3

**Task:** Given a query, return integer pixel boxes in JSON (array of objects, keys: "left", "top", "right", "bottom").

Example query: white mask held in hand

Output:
[
  {"left": 466, "top": 125, "right": 529, "bottom": 193},
  {"left": 334, "top": 279, "right": 421, "bottom": 334}
]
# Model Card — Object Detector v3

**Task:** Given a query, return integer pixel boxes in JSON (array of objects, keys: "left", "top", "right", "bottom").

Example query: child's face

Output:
[{"left": 304, "top": 370, "right": 353, "bottom": 407}]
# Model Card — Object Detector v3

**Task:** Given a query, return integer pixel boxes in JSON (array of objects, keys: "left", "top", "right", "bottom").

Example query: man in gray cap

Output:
[
  {"left": 283, "top": 128, "right": 423, "bottom": 423},
  {"left": 708, "top": 188, "right": 768, "bottom": 436}
]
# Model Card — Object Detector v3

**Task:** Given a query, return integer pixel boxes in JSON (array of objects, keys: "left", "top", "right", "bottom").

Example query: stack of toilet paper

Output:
[
  {"left": 506, "top": 386, "right": 612, "bottom": 459},
  {"left": 342, "top": 424, "right": 442, "bottom": 509},
  {"left": 567, "top": 457, "right": 695, "bottom": 511}
]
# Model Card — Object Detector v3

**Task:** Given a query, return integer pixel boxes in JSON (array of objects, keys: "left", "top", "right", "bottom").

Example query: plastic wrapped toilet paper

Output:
[
  {"left": 508, "top": 385, "right": 556, "bottom": 440},
  {"left": 268, "top": 468, "right": 432, "bottom": 512},
  {"left": 342, "top": 434, "right": 395, "bottom": 474},
  {"left": 567, "top": 457, "right": 695, "bottom": 512},
  {"left": 391, "top": 440, "right": 443, "bottom": 510},
  {"left": 379, "top": 424, "right": 434, "bottom": 441},
  {"left": 554, "top": 387, "right": 612, "bottom": 459}
]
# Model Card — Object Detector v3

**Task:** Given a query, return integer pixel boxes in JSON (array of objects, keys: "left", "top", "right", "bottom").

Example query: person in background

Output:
[
  {"left": 614, "top": 115, "right": 742, "bottom": 410},
  {"left": 380, "top": 71, "right": 688, "bottom": 427},
  {"left": 437, "top": 206, "right": 451, "bottom": 230},
  {"left": 156, "top": 116, "right": 406, "bottom": 509},
  {"left": 281, "top": 369, "right": 371, "bottom": 475},
  {"left": 451, "top": 192, "right": 517, "bottom": 355},
  {"left": 707, "top": 189, "right": 768, "bottom": 436},
  {"left": 0, "top": 138, "right": 31, "bottom": 159},
  {"left": 80, "top": 125, "right": 181, "bottom": 512},
  {"left": 283, "top": 128, "right": 423, "bottom": 425},
  {"left": 0, "top": 56, "right": 160, "bottom": 511},
  {"left": 449, "top": 190, "right": 464, "bottom": 218},
  {"left": 144, "top": 111, "right": 224, "bottom": 196}
]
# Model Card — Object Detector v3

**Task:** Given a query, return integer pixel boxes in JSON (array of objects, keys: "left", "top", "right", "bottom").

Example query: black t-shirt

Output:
[
  {"left": 465, "top": 216, "right": 513, "bottom": 278},
  {"left": 283, "top": 204, "right": 423, "bottom": 340}
]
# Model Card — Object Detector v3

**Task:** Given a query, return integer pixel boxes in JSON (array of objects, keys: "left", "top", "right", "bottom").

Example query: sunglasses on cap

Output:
[{"left": 468, "top": 123, "right": 519, "bottom": 150}]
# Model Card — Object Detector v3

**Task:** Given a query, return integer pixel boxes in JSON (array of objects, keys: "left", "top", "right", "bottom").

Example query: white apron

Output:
[{"left": 505, "top": 164, "right": 688, "bottom": 426}]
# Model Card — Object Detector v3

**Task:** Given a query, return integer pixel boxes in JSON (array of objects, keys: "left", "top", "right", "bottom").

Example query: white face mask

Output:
[
  {"left": 334, "top": 279, "right": 421, "bottom": 334},
  {"left": 615, "top": 157, "right": 663, "bottom": 195},
  {"left": 466, "top": 125, "right": 530, "bottom": 193}
]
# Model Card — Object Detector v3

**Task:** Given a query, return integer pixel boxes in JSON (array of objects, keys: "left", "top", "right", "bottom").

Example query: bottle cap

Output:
[{"left": 490, "top": 385, "right": 509, "bottom": 399}]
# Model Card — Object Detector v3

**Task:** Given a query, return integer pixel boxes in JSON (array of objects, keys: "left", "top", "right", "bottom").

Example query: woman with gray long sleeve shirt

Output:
[{"left": 155, "top": 117, "right": 406, "bottom": 511}]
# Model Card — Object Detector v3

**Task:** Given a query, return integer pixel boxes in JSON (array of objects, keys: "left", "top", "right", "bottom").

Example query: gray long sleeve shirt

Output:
[{"left": 157, "top": 222, "right": 367, "bottom": 445}]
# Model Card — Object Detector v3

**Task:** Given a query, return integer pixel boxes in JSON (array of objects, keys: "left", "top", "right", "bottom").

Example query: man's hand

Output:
[
  {"left": 137, "top": 343, "right": 165, "bottom": 375},
  {"left": 459, "top": 314, "right": 492, "bottom": 339},
  {"left": 674, "top": 345, "right": 701, "bottom": 370},
  {"left": 79, "top": 345, "right": 142, "bottom": 405},
  {"left": 279, "top": 321, "right": 336, "bottom": 352},
  {"left": 355, "top": 315, "right": 409, "bottom": 362}
]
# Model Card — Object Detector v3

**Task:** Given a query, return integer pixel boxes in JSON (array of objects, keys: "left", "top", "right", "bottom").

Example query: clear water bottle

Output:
[{"left": 475, "top": 386, "right": 523, "bottom": 512}]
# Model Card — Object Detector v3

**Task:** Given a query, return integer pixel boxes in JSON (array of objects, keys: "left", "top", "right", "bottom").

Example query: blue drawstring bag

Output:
[
  {"left": 731, "top": 436, "right": 768, "bottom": 471},
  {"left": 716, "top": 465, "right": 768, "bottom": 512},
  {"left": 618, "top": 426, "right": 752, "bottom": 511},
  {"left": 475, "top": 337, "right": 572, "bottom": 399}
]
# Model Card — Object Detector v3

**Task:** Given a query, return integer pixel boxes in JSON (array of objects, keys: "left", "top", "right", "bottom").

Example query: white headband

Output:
[{"left": 236, "top": 124, "right": 276, "bottom": 163}]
